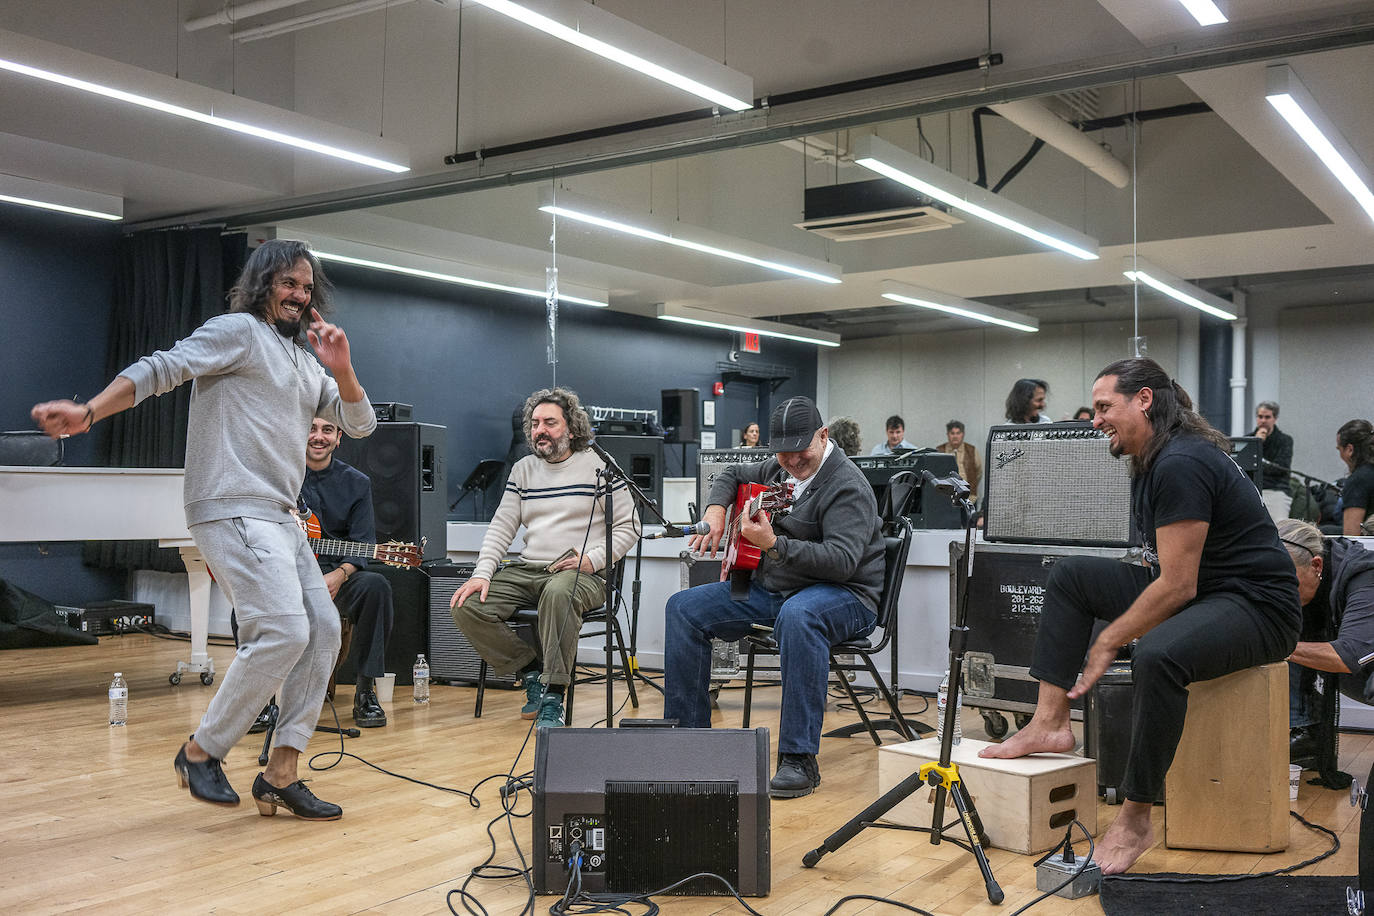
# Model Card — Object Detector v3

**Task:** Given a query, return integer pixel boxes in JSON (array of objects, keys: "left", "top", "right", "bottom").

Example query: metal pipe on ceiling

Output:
[
  {"left": 184, "top": 0, "right": 317, "bottom": 31},
  {"left": 233, "top": 0, "right": 421, "bottom": 42},
  {"left": 988, "top": 98, "right": 1131, "bottom": 189}
]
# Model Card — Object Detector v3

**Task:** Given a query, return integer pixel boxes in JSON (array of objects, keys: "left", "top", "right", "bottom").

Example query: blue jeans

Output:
[{"left": 663, "top": 580, "right": 876, "bottom": 755}]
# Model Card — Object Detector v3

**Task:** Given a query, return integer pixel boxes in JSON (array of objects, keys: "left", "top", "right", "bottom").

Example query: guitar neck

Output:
[{"left": 308, "top": 537, "right": 381, "bottom": 561}]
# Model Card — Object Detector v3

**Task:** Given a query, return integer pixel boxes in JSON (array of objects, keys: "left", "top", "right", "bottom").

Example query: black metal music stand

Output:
[
  {"left": 801, "top": 471, "right": 1003, "bottom": 905},
  {"left": 449, "top": 458, "right": 506, "bottom": 519}
]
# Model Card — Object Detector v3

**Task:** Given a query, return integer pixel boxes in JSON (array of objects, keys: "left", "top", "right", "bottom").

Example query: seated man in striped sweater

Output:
[{"left": 450, "top": 387, "right": 638, "bottom": 728}]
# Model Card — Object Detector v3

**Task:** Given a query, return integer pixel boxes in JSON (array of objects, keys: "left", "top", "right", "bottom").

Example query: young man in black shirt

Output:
[
  {"left": 300, "top": 417, "right": 394, "bottom": 727},
  {"left": 981, "top": 358, "right": 1299, "bottom": 874},
  {"left": 1251, "top": 401, "right": 1295, "bottom": 521}
]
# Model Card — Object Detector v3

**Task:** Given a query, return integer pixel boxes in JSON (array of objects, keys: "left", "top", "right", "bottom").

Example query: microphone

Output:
[
  {"left": 921, "top": 469, "right": 972, "bottom": 499},
  {"left": 588, "top": 438, "right": 626, "bottom": 478},
  {"left": 646, "top": 520, "right": 712, "bottom": 539}
]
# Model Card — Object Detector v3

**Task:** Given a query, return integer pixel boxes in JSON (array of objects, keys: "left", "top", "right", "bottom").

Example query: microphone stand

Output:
[
  {"left": 801, "top": 471, "right": 1003, "bottom": 905},
  {"left": 589, "top": 440, "right": 677, "bottom": 704}
]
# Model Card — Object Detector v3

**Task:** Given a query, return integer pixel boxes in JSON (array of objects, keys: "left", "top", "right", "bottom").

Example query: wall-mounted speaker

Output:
[
  {"left": 661, "top": 388, "right": 700, "bottom": 444},
  {"left": 983, "top": 423, "right": 1137, "bottom": 547},
  {"left": 335, "top": 422, "right": 447, "bottom": 561}
]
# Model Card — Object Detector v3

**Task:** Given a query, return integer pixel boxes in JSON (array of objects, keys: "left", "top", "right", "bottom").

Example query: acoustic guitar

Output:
[
  {"left": 293, "top": 506, "right": 424, "bottom": 570},
  {"left": 720, "top": 481, "right": 793, "bottom": 598}
]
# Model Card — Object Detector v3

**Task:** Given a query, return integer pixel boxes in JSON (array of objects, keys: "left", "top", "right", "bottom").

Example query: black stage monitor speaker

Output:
[
  {"left": 983, "top": 423, "right": 1136, "bottom": 547},
  {"left": 594, "top": 435, "right": 664, "bottom": 511},
  {"left": 335, "top": 422, "right": 447, "bottom": 561},
  {"left": 425, "top": 562, "right": 534, "bottom": 686},
  {"left": 661, "top": 388, "right": 700, "bottom": 444},
  {"left": 534, "top": 727, "right": 770, "bottom": 896}
]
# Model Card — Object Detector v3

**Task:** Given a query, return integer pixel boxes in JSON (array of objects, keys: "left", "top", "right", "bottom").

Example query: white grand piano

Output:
[{"left": 0, "top": 466, "right": 216, "bottom": 685}]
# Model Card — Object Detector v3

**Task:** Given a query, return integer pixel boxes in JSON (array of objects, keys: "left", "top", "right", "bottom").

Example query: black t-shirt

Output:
[
  {"left": 1132, "top": 434, "right": 1299, "bottom": 627},
  {"left": 300, "top": 458, "right": 376, "bottom": 573},
  {"left": 1341, "top": 463, "right": 1374, "bottom": 514}
]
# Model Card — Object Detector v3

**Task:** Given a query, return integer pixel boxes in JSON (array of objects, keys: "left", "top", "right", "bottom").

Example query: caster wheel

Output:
[
  {"left": 982, "top": 711, "right": 1009, "bottom": 739},
  {"left": 1105, "top": 786, "right": 1121, "bottom": 805},
  {"left": 1014, "top": 712, "right": 1033, "bottom": 730},
  {"left": 169, "top": 672, "right": 182, "bottom": 686},
  {"left": 200, "top": 672, "right": 214, "bottom": 686}
]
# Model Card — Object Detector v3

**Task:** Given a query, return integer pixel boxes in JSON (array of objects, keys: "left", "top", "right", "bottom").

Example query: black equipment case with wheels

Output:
[
  {"left": 1083, "top": 662, "right": 1135, "bottom": 805},
  {"left": 951, "top": 541, "right": 1143, "bottom": 740}
]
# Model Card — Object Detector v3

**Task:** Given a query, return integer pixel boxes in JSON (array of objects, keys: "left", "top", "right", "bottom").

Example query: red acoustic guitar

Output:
[{"left": 720, "top": 482, "right": 794, "bottom": 598}]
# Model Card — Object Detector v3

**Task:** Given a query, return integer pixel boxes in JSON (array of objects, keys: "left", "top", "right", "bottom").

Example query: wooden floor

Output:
[{"left": 0, "top": 634, "right": 1365, "bottom": 915}]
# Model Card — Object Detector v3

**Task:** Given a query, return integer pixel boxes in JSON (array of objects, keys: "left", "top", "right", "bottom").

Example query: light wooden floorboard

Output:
[{"left": 0, "top": 634, "right": 1365, "bottom": 915}]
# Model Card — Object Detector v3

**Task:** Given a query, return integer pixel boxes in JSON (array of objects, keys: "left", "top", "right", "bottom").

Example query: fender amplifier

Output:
[
  {"left": 983, "top": 423, "right": 1137, "bottom": 547},
  {"left": 426, "top": 563, "right": 533, "bottom": 686},
  {"left": 697, "top": 448, "right": 773, "bottom": 513}
]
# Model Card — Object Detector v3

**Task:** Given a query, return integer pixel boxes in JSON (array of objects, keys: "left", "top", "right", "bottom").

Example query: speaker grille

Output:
[
  {"left": 427, "top": 564, "right": 518, "bottom": 686},
  {"left": 983, "top": 424, "right": 1135, "bottom": 546},
  {"left": 605, "top": 781, "right": 739, "bottom": 895}
]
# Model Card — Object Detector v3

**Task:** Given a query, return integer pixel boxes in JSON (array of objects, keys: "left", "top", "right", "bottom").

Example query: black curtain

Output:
[{"left": 84, "top": 229, "right": 247, "bottom": 571}]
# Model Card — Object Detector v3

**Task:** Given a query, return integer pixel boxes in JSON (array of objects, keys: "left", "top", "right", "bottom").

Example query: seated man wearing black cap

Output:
[{"left": 663, "top": 396, "right": 885, "bottom": 799}]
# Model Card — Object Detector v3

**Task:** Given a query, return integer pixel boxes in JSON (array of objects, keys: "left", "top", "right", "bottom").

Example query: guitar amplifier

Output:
[
  {"left": 983, "top": 423, "right": 1137, "bottom": 547},
  {"left": 697, "top": 448, "right": 773, "bottom": 513},
  {"left": 426, "top": 562, "right": 533, "bottom": 686}
]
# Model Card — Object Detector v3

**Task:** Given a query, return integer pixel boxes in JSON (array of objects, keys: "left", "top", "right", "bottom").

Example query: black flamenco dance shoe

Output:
[
  {"left": 251, "top": 774, "right": 343, "bottom": 820},
  {"left": 173, "top": 741, "right": 240, "bottom": 806}
]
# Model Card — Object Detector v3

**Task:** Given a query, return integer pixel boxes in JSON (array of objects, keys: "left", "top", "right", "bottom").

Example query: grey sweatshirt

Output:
[{"left": 118, "top": 312, "right": 376, "bottom": 526}]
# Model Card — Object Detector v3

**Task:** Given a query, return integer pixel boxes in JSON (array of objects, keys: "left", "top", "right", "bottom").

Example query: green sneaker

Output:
[
  {"left": 520, "top": 673, "right": 544, "bottom": 719},
  {"left": 534, "top": 694, "right": 565, "bottom": 729}
]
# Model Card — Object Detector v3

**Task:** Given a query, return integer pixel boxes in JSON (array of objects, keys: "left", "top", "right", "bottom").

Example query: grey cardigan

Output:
[{"left": 709, "top": 448, "right": 884, "bottom": 610}]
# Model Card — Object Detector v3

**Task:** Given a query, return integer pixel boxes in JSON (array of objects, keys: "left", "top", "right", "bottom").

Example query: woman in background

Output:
[
  {"left": 739, "top": 422, "right": 761, "bottom": 448},
  {"left": 1335, "top": 420, "right": 1374, "bottom": 536}
]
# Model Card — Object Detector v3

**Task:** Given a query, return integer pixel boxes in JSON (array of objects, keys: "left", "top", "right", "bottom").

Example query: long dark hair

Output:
[
  {"left": 523, "top": 387, "right": 593, "bottom": 453},
  {"left": 1338, "top": 419, "right": 1374, "bottom": 468},
  {"left": 1004, "top": 378, "right": 1047, "bottom": 423},
  {"left": 228, "top": 239, "right": 332, "bottom": 346},
  {"left": 1097, "top": 358, "right": 1229, "bottom": 475}
]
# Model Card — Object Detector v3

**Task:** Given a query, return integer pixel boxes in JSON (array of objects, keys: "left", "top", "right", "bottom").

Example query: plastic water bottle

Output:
[
  {"left": 108, "top": 672, "right": 128, "bottom": 727},
  {"left": 412, "top": 654, "right": 430, "bottom": 704},
  {"left": 936, "top": 669, "right": 962, "bottom": 746}
]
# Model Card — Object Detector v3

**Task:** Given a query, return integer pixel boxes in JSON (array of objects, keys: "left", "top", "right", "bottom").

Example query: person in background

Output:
[
  {"left": 935, "top": 419, "right": 981, "bottom": 499},
  {"left": 1334, "top": 420, "right": 1374, "bottom": 536},
  {"left": 1005, "top": 378, "right": 1051, "bottom": 424},
  {"left": 827, "top": 416, "right": 862, "bottom": 457},
  {"left": 1073, "top": 407, "right": 1093, "bottom": 422},
  {"left": 740, "top": 422, "right": 761, "bottom": 448},
  {"left": 1250, "top": 401, "right": 1295, "bottom": 522},
  {"left": 870, "top": 415, "right": 915, "bottom": 456}
]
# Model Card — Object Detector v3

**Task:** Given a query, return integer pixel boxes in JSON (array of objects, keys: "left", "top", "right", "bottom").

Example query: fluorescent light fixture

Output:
[
  {"left": 540, "top": 188, "right": 842, "bottom": 285},
  {"left": 0, "top": 29, "right": 409, "bottom": 172},
  {"left": 1266, "top": 63, "right": 1374, "bottom": 224},
  {"left": 0, "top": 173, "right": 122, "bottom": 221},
  {"left": 852, "top": 135, "right": 1100, "bottom": 261},
  {"left": 879, "top": 280, "right": 1038, "bottom": 333},
  {"left": 657, "top": 303, "right": 840, "bottom": 348},
  {"left": 1122, "top": 255, "right": 1236, "bottom": 321},
  {"left": 290, "top": 232, "right": 607, "bottom": 307},
  {"left": 1177, "top": 0, "right": 1227, "bottom": 26},
  {"left": 469, "top": 0, "right": 753, "bottom": 112}
]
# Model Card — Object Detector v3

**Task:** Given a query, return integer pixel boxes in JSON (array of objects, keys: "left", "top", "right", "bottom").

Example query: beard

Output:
[
  {"left": 272, "top": 315, "right": 302, "bottom": 339},
  {"left": 533, "top": 432, "right": 571, "bottom": 462}
]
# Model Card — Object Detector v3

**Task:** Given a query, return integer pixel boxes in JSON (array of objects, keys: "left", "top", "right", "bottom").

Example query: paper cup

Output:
[
  {"left": 1289, "top": 763, "right": 1301, "bottom": 802},
  {"left": 375, "top": 672, "right": 396, "bottom": 705}
]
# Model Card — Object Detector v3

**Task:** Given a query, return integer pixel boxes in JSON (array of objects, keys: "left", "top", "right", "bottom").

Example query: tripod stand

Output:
[{"left": 801, "top": 471, "right": 1003, "bottom": 905}]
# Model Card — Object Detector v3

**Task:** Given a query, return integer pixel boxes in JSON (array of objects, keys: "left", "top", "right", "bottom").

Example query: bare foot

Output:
[
  {"left": 1095, "top": 804, "right": 1155, "bottom": 875},
  {"left": 978, "top": 717, "right": 1075, "bottom": 759}
]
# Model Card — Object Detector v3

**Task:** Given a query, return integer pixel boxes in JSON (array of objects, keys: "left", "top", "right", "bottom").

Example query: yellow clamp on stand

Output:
[{"left": 918, "top": 760, "right": 960, "bottom": 791}]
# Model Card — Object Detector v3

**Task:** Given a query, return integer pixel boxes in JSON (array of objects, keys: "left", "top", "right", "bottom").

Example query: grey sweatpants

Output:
[{"left": 190, "top": 516, "right": 341, "bottom": 759}]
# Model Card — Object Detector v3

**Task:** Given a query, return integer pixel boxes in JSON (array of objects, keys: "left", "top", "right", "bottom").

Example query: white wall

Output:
[{"left": 826, "top": 317, "right": 1182, "bottom": 457}]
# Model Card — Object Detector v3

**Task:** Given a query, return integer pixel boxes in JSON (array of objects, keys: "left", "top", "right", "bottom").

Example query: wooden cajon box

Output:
[
  {"left": 876, "top": 737, "right": 1097, "bottom": 855},
  {"left": 1164, "top": 661, "right": 1289, "bottom": 852}
]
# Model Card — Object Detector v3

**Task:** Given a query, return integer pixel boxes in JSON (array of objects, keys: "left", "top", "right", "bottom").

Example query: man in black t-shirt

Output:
[
  {"left": 300, "top": 417, "right": 394, "bottom": 728},
  {"left": 982, "top": 358, "right": 1299, "bottom": 875}
]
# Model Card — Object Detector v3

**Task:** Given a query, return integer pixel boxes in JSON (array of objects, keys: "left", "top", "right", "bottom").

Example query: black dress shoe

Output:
[
  {"left": 174, "top": 741, "right": 240, "bottom": 806},
  {"left": 1290, "top": 725, "right": 1320, "bottom": 761},
  {"left": 247, "top": 704, "right": 275, "bottom": 735},
  {"left": 769, "top": 752, "right": 821, "bottom": 799},
  {"left": 353, "top": 685, "right": 387, "bottom": 728},
  {"left": 251, "top": 773, "right": 342, "bottom": 820}
]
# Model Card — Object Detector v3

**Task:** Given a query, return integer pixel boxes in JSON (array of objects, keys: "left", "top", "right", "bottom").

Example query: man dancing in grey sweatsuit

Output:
[{"left": 32, "top": 239, "right": 376, "bottom": 821}]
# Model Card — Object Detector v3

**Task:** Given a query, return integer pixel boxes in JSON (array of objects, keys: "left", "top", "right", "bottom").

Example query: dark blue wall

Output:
[
  {"left": 324, "top": 262, "right": 818, "bottom": 518},
  {"left": 0, "top": 205, "right": 125, "bottom": 606}
]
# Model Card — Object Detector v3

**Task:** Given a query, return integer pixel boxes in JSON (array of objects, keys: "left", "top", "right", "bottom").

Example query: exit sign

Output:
[{"left": 742, "top": 331, "right": 761, "bottom": 353}]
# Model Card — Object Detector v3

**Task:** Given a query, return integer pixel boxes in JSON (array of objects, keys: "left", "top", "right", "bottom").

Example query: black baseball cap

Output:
[{"left": 768, "top": 396, "right": 824, "bottom": 452}]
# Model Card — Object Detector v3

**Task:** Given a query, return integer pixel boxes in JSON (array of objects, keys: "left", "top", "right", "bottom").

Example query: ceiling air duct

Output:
[{"left": 795, "top": 178, "right": 963, "bottom": 241}]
